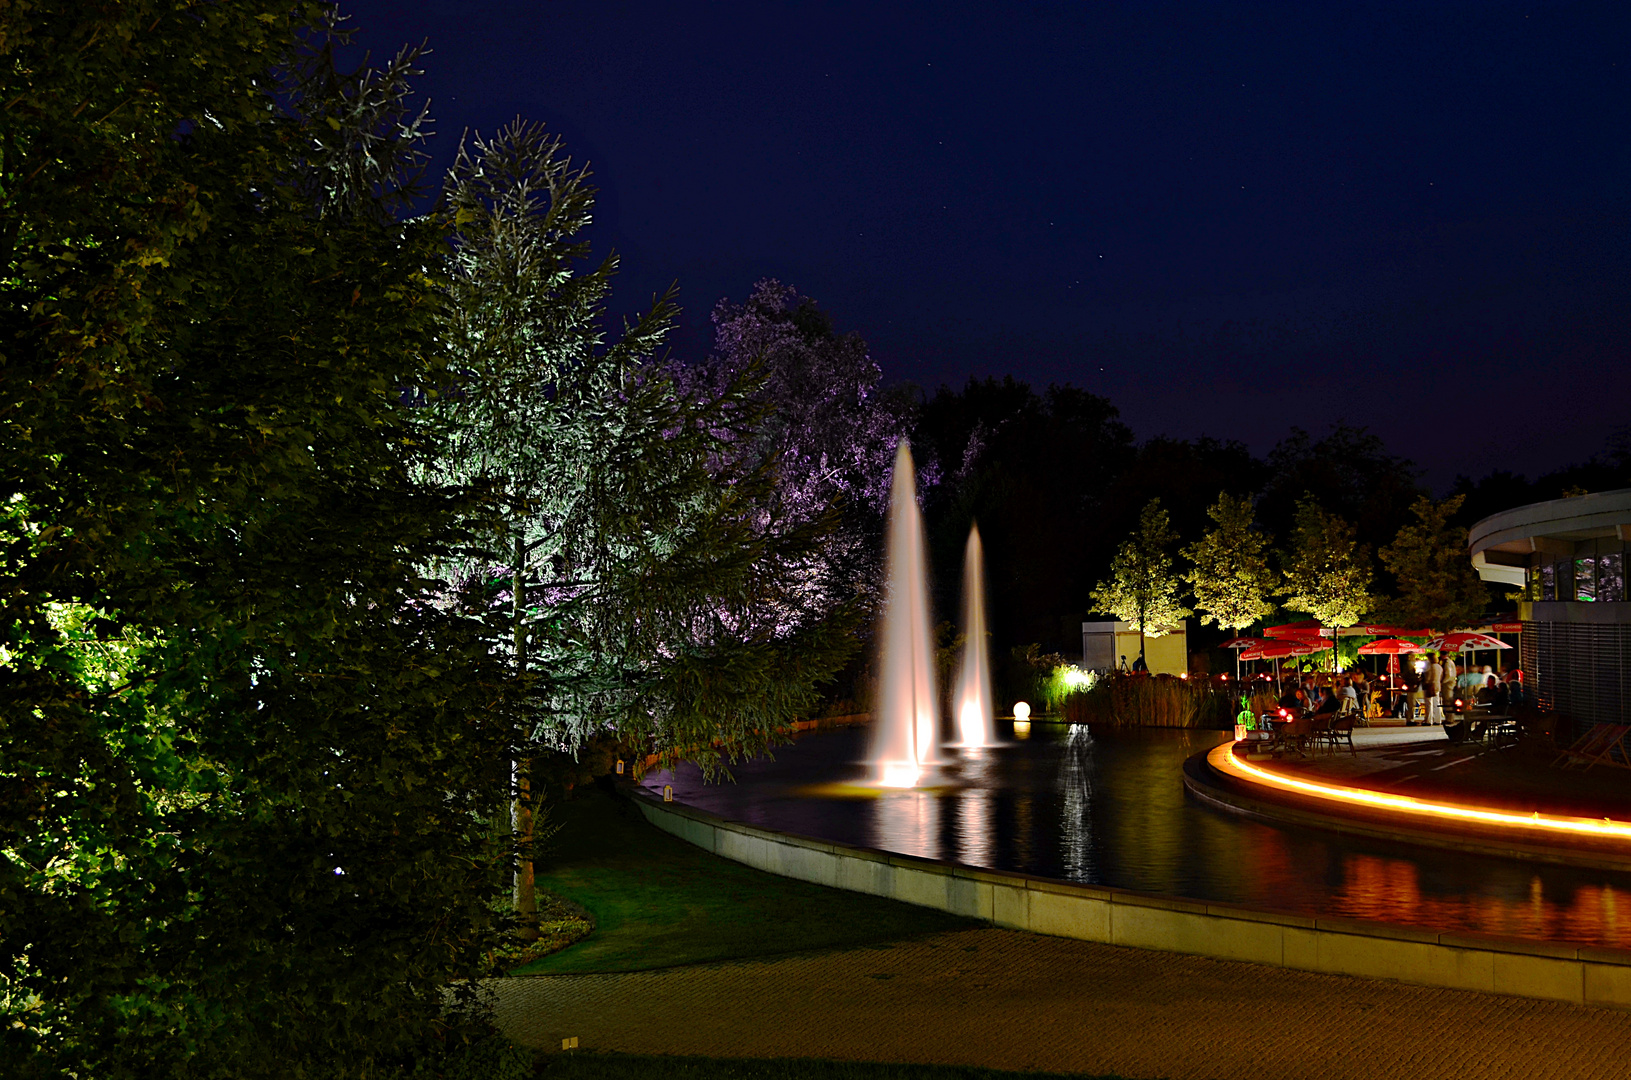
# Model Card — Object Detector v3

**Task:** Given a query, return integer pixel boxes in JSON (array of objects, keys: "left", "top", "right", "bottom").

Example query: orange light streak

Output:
[{"left": 1208, "top": 742, "right": 1631, "bottom": 842}]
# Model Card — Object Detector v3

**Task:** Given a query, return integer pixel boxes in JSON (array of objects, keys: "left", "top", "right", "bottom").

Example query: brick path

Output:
[{"left": 489, "top": 927, "right": 1631, "bottom": 1079}]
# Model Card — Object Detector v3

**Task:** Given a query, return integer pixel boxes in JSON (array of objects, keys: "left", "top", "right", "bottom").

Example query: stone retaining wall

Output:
[{"left": 630, "top": 786, "right": 1631, "bottom": 1009}]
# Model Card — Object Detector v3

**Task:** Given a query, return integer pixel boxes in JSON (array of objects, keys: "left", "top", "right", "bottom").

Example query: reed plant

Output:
[{"left": 1059, "top": 673, "right": 1230, "bottom": 728}]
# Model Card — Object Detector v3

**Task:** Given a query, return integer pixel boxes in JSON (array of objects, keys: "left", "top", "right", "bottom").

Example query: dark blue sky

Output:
[{"left": 343, "top": 1, "right": 1631, "bottom": 489}]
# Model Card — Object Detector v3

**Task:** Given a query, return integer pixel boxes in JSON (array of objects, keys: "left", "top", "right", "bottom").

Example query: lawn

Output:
[
  {"left": 535, "top": 1052, "right": 1134, "bottom": 1080},
  {"left": 510, "top": 787, "right": 975, "bottom": 974}
]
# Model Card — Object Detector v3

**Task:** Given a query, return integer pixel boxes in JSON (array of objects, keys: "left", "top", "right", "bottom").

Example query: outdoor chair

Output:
[
  {"left": 1322, "top": 715, "right": 1357, "bottom": 755},
  {"left": 1552, "top": 724, "right": 1631, "bottom": 771}
]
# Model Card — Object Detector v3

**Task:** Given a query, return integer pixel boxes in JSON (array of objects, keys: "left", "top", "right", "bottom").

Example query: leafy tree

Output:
[
  {"left": 917, "top": 377, "right": 1135, "bottom": 653},
  {"left": 436, "top": 128, "right": 858, "bottom": 932},
  {"left": 1091, "top": 499, "right": 1192, "bottom": 667},
  {"left": 2, "top": 7, "right": 514, "bottom": 1077},
  {"left": 1378, "top": 494, "right": 1490, "bottom": 631},
  {"left": 1182, "top": 493, "right": 1279, "bottom": 633},
  {"left": 1282, "top": 497, "right": 1375, "bottom": 633},
  {"left": 678, "top": 279, "right": 914, "bottom": 616},
  {"left": 1258, "top": 424, "right": 1422, "bottom": 556}
]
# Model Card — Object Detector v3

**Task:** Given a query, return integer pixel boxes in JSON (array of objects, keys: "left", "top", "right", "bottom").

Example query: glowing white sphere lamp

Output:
[{"left": 1013, "top": 701, "right": 1031, "bottom": 721}]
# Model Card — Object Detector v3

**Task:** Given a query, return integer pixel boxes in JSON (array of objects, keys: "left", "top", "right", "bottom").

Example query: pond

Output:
[{"left": 643, "top": 720, "right": 1631, "bottom": 949}]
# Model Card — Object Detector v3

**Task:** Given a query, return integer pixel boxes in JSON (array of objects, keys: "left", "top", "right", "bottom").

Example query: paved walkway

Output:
[{"left": 490, "top": 927, "right": 1631, "bottom": 1079}]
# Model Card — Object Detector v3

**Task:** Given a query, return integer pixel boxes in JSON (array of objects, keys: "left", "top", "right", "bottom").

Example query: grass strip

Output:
[{"left": 511, "top": 788, "right": 974, "bottom": 974}]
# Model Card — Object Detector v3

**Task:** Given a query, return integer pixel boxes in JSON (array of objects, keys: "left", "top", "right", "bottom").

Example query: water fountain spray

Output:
[
  {"left": 952, "top": 523, "right": 996, "bottom": 747},
  {"left": 869, "top": 441, "right": 940, "bottom": 787}
]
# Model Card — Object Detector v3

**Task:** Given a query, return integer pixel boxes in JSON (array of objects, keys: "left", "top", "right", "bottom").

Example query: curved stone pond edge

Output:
[
  {"left": 1184, "top": 748, "right": 1631, "bottom": 874},
  {"left": 628, "top": 784, "right": 1631, "bottom": 1010}
]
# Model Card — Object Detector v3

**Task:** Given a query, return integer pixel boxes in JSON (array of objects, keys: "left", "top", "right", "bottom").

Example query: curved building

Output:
[{"left": 1468, "top": 488, "right": 1631, "bottom": 731}]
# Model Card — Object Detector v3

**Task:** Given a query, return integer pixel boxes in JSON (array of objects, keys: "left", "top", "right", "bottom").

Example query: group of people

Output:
[
  {"left": 1272, "top": 655, "right": 1526, "bottom": 743},
  {"left": 1276, "top": 673, "right": 1367, "bottom": 718}
]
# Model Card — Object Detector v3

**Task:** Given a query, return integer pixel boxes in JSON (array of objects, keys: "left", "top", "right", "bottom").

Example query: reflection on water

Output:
[
  {"left": 646, "top": 722, "right": 1631, "bottom": 949},
  {"left": 1058, "top": 724, "right": 1095, "bottom": 880}
]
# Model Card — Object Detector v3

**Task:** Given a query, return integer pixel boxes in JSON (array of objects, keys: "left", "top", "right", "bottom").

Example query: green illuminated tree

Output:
[
  {"left": 435, "top": 124, "right": 856, "bottom": 934},
  {"left": 1378, "top": 494, "right": 1490, "bottom": 631},
  {"left": 1182, "top": 493, "right": 1279, "bottom": 633},
  {"left": 1091, "top": 498, "right": 1192, "bottom": 668},
  {"left": 1282, "top": 497, "right": 1375, "bottom": 635},
  {"left": 1, "top": 8, "right": 517, "bottom": 1077}
]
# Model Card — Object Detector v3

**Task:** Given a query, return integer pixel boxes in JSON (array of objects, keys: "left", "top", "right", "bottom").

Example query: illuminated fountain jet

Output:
[
  {"left": 951, "top": 523, "right": 996, "bottom": 748},
  {"left": 869, "top": 441, "right": 940, "bottom": 787}
]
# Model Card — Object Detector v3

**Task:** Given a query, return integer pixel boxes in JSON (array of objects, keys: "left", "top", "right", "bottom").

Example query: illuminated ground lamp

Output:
[{"left": 1012, "top": 700, "right": 1031, "bottom": 739}]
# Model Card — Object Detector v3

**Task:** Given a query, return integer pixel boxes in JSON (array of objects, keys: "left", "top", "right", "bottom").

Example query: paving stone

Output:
[{"left": 488, "top": 927, "right": 1631, "bottom": 1079}]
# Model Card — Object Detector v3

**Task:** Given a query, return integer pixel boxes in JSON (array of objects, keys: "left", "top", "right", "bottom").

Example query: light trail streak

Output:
[{"left": 1208, "top": 742, "right": 1631, "bottom": 842}]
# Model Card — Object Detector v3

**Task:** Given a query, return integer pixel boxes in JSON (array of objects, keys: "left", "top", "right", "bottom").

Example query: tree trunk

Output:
[{"left": 512, "top": 534, "right": 537, "bottom": 940}]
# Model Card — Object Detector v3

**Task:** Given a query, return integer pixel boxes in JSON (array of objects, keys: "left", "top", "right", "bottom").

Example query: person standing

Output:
[
  {"left": 1442, "top": 651, "right": 1459, "bottom": 713},
  {"left": 1424, "top": 652, "right": 1444, "bottom": 726}
]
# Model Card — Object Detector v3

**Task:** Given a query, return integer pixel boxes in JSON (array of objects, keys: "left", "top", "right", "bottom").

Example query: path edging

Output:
[{"left": 628, "top": 785, "right": 1631, "bottom": 1010}]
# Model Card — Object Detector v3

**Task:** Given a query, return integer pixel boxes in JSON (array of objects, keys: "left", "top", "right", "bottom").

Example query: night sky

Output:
[{"left": 342, "top": 1, "right": 1631, "bottom": 489}]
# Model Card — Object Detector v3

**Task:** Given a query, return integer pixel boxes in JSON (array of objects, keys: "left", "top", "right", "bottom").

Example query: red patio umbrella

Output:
[
  {"left": 1357, "top": 636, "right": 1421, "bottom": 682},
  {"left": 1240, "top": 640, "right": 1318, "bottom": 693},
  {"left": 1264, "top": 620, "right": 1330, "bottom": 639},
  {"left": 1356, "top": 637, "right": 1420, "bottom": 654}
]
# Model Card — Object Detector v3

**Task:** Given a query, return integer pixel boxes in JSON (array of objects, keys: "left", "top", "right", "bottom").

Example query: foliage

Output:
[
  {"left": 916, "top": 377, "right": 1135, "bottom": 652},
  {"left": 1, "top": 7, "right": 515, "bottom": 1077},
  {"left": 1042, "top": 664, "right": 1099, "bottom": 711},
  {"left": 1257, "top": 424, "right": 1423, "bottom": 556},
  {"left": 1090, "top": 499, "right": 1192, "bottom": 661},
  {"left": 998, "top": 643, "right": 1067, "bottom": 712},
  {"left": 1182, "top": 493, "right": 1279, "bottom": 632},
  {"left": 680, "top": 280, "right": 914, "bottom": 617},
  {"left": 1378, "top": 495, "right": 1492, "bottom": 631},
  {"left": 435, "top": 124, "right": 858, "bottom": 776},
  {"left": 1281, "top": 497, "right": 1375, "bottom": 629}
]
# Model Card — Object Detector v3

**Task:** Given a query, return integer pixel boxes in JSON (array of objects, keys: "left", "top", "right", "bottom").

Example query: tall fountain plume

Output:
[
  {"left": 952, "top": 523, "right": 996, "bottom": 747},
  {"left": 870, "top": 441, "right": 940, "bottom": 787}
]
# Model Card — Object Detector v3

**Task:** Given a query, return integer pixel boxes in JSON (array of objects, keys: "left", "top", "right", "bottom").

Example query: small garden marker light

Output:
[
  {"left": 561, "top": 1037, "right": 579, "bottom": 1050},
  {"left": 616, "top": 759, "right": 625, "bottom": 775},
  {"left": 663, "top": 784, "right": 673, "bottom": 802}
]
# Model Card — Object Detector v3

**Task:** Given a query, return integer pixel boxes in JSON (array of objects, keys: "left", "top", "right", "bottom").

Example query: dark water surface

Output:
[{"left": 644, "top": 721, "right": 1631, "bottom": 949}]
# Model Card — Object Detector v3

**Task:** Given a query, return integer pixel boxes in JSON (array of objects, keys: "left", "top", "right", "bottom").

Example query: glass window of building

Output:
[
  {"left": 1541, "top": 562, "right": 1556, "bottom": 601},
  {"left": 1601, "top": 553, "right": 1625, "bottom": 603},
  {"left": 1576, "top": 556, "right": 1597, "bottom": 602}
]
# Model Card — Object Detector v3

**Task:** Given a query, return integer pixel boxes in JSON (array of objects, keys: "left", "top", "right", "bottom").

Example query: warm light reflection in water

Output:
[{"left": 646, "top": 723, "right": 1631, "bottom": 949}]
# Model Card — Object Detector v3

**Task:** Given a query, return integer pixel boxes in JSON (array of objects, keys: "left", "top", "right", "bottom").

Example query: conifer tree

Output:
[{"left": 436, "top": 123, "right": 857, "bottom": 934}]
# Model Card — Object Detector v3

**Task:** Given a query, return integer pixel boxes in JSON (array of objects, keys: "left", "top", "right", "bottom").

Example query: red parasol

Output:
[
  {"left": 1264, "top": 620, "right": 1330, "bottom": 639},
  {"left": 1356, "top": 638, "right": 1419, "bottom": 655},
  {"left": 1240, "top": 640, "right": 1319, "bottom": 660}
]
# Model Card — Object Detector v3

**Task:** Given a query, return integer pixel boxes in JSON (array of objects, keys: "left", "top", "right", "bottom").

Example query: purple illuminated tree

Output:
[{"left": 675, "top": 280, "right": 919, "bottom": 617}]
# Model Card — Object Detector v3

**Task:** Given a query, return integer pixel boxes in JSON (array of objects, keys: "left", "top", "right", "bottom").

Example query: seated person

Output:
[
  {"left": 1490, "top": 676, "right": 1511, "bottom": 713},
  {"left": 1336, "top": 677, "right": 1359, "bottom": 712},
  {"left": 1311, "top": 687, "right": 1340, "bottom": 715},
  {"left": 1476, "top": 674, "right": 1498, "bottom": 705},
  {"left": 1277, "top": 687, "right": 1302, "bottom": 712}
]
